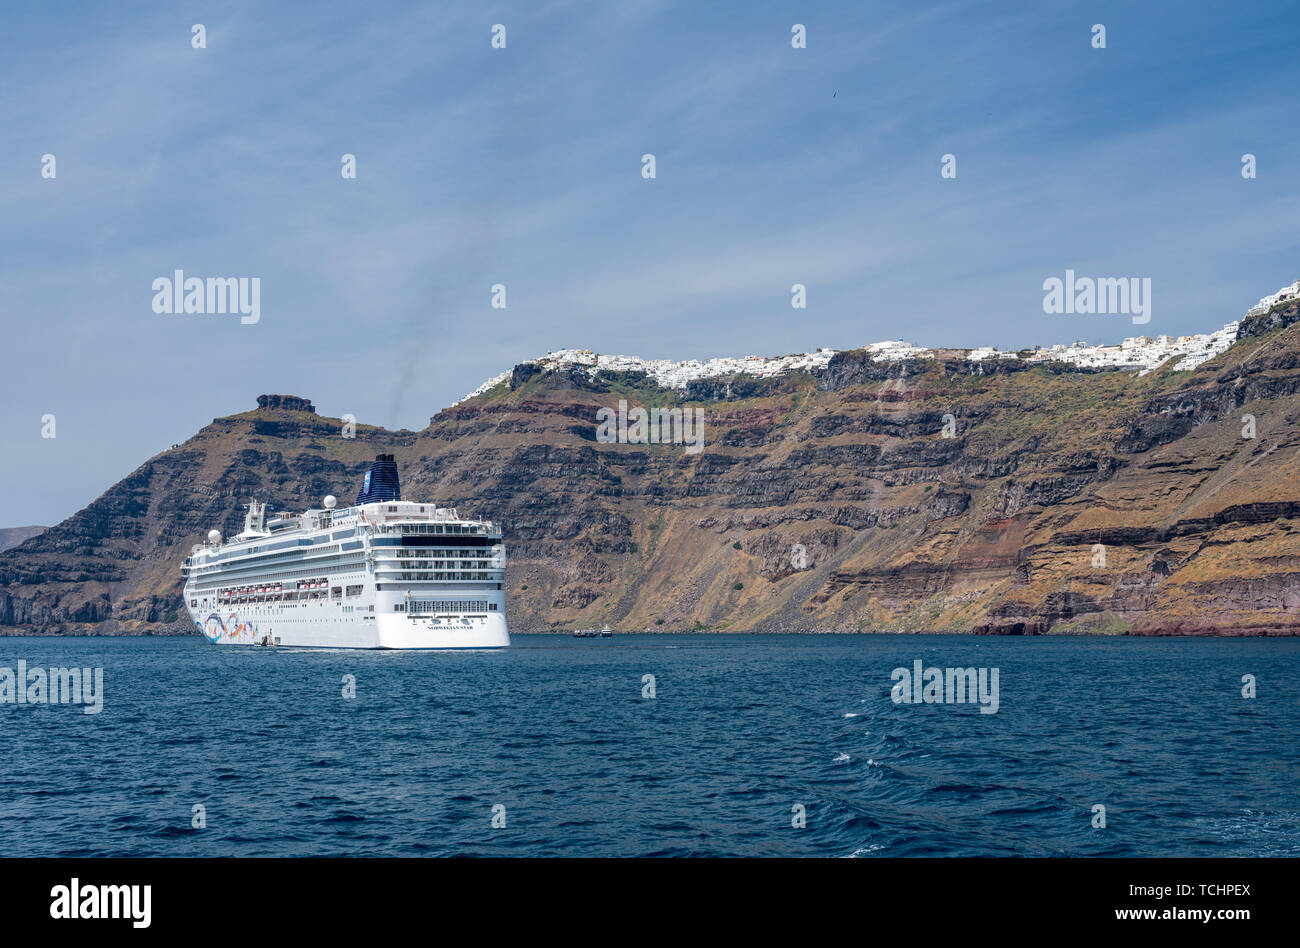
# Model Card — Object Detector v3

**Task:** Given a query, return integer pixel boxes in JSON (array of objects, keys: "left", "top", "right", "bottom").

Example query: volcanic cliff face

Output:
[{"left": 4, "top": 302, "right": 1300, "bottom": 635}]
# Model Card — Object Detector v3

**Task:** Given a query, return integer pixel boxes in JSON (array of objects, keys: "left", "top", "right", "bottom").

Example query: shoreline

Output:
[{"left": 2, "top": 627, "right": 1298, "bottom": 639}]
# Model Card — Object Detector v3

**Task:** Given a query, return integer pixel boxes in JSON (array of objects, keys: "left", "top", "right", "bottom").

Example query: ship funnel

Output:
[{"left": 355, "top": 454, "right": 401, "bottom": 504}]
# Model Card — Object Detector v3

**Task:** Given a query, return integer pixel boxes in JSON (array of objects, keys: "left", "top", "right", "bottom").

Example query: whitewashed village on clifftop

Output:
[{"left": 455, "top": 280, "right": 1300, "bottom": 404}]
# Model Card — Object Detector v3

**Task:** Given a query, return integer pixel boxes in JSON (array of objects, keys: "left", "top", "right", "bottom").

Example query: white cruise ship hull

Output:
[{"left": 197, "top": 604, "right": 509, "bottom": 650}]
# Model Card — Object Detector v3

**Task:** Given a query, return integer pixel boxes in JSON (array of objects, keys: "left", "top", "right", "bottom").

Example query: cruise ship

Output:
[{"left": 180, "top": 455, "right": 509, "bottom": 649}]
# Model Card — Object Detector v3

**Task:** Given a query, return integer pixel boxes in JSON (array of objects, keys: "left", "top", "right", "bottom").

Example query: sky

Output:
[{"left": 1, "top": 0, "right": 1298, "bottom": 528}]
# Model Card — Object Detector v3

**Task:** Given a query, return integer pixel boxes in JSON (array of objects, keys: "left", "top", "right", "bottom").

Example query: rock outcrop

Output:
[{"left": 256, "top": 394, "right": 316, "bottom": 413}]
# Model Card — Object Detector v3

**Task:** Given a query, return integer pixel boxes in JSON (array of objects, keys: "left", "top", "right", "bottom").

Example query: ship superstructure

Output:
[{"left": 181, "top": 455, "right": 509, "bottom": 649}]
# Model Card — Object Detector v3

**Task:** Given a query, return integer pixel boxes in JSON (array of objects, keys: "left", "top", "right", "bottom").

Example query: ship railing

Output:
[{"left": 372, "top": 522, "right": 497, "bottom": 537}]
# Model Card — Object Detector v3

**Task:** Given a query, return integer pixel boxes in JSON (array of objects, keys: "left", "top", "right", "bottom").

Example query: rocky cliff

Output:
[{"left": 5, "top": 299, "right": 1300, "bottom": 636}]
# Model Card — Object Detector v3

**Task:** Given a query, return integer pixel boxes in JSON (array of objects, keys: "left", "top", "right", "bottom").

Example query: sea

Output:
[{"left": 1, "top": 634, "right": 1296, "bottom": 857}]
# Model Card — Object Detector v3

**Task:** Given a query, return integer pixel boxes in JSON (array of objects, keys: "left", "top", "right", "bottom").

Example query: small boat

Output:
[
  {"left": 573, "top": 628, "right": 598, "bottom": 638},
  {"left": 599, "top": 625, "right": 613, "bottom": 637}
]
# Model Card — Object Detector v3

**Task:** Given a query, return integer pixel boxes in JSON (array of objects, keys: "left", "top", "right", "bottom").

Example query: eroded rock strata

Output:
[{"left": 5, "top": 302, "right": 1300, "bottom": 636}]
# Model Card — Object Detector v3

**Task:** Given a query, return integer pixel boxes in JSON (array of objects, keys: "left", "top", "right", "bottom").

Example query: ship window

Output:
[
  {"left": 395, "top": 604, "right": 405, "bottom": 612},
  {"left": 190, "top": 599, "right": 197, "bottom": 607}
]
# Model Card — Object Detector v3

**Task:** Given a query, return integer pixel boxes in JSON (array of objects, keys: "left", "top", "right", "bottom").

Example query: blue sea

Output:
[{"left": 1, "top": 634, "right": 1296, "bottom": 857}]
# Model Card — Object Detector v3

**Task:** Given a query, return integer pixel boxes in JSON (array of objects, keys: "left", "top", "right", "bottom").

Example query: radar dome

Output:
[
  {"left": 207, "top": 529, "right": 222, "bottom": 544},
  {"left": 323, "top": 495, "right": 337, "bottom": 509}
]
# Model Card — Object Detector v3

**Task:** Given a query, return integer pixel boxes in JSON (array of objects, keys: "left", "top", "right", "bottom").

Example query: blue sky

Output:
[{"left": 2, "top": 0, "right": 1298, "bottom": 527}]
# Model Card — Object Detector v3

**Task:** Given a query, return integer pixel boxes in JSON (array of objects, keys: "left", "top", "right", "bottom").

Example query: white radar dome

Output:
[
  {"left": 323, "top": 495, "right": 337, "bottom": 509},
  {"left": 207, "top": 529, "right": 222, "bottom": 544}
]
